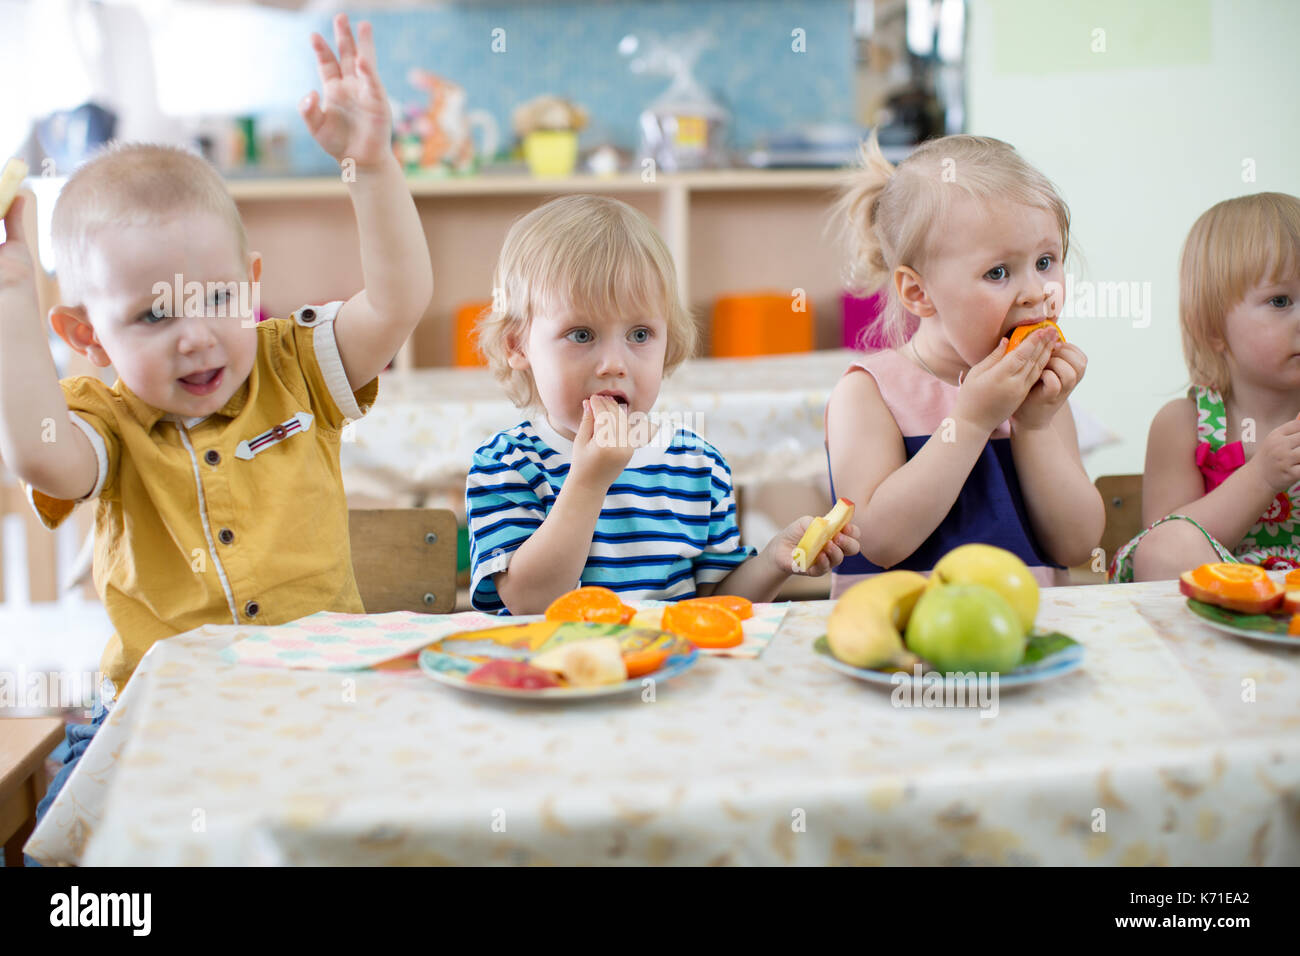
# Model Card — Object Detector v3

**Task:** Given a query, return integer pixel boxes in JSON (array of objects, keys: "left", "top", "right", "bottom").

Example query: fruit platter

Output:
[
  {"left": 815, "top": 544, "right": 1084, "bottom": 687},
  {"left": 1180, "top": 563, "right": 1300, "bottom": 646},
  {"left": 419, "top": 619, "right": 698, "bottom": 699},
  {"left": 417, "top": 585, "right": 775, "bottom": 698}
]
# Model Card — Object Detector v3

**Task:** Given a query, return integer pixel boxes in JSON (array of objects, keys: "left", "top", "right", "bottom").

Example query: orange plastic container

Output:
[
  {"left": 453, "top": 300, "right": 494, "bottom": 367},
  {"left": 711, "top": 292, "right": 814, "bottom": 357}
]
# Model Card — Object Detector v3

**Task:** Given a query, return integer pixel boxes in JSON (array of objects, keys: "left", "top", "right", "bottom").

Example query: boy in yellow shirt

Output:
[{"left": 0, "top": 15, "right": 431, "bottom": 854}]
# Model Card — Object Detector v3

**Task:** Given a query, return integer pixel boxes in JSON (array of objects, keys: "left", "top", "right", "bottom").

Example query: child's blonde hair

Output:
[
  {"left": 52, "top": 142, "right": 248, "bottom": 307},
  {"left": 476, "top": 194, "right": 697, "bottom": 408},
  {"left": 1180, "top": 192, "right": 1300, "bottom": 398},
  {"left": 837, "top": 132, "right": 1071, "bottom": 349}
]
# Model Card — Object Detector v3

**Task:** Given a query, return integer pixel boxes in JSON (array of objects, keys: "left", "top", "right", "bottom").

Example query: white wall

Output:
[{"left": 966, "top": 0, "right": 1300, "bottom": 479}]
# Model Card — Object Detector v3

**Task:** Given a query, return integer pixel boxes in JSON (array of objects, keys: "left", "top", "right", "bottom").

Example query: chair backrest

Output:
[
  {"left": 1096, "top": 474, "right": 1144, "bottom": 564},
  {"left": 348, "top": 508, "right": 458, "bottom": 613}
]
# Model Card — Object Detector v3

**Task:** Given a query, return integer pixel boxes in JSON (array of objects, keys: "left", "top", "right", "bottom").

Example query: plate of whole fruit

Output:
[
  {"left": 814, "top": 545, "right": 1084, "bottom": 688},
  {"left": 1180, "top": 563, "right": 1300, "bottom": 646}
]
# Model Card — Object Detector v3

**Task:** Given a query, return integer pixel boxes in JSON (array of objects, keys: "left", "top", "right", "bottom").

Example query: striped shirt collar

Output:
[{"left": 531, "top": 414, "right": 678, "bottom": 467}]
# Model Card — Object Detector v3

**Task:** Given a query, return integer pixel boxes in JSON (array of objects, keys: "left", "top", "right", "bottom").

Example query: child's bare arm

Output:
[
  {"left": 827, "top": 369, "right": 986, "bottom": 568},
  {"left": 1009, "top": 403, "right": 1104, "bottom": 567},
  {"left": 300, "top": 15, "right": 433, "bottom": 392},
  {"left": 493, "top": 479, "right": 606, "bottom": 615},
  {"left": 1141, "top": 397, "right": 1281, "bottom": 551},
  {"left": 701, "top": 517, "right": 860, "bottom": 602},
  {"left": 494, "top": 397, "right": 635, "bottom": 614},
  {"left": 0, "top": 197, "right": 97, "bottom": 500}
]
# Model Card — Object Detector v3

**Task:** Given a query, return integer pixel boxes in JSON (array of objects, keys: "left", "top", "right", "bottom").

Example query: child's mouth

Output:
[
  {"left": 178, "top": 367, "right": 224, "bottom": 395},
  {"left": 596, "top": 391, "right": 629, "bottom": 406}
]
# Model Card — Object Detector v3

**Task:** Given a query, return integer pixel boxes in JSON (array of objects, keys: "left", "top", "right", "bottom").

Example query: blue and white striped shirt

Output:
[{"left": 466, "top": 418, "right": 754, "bottom": 613}]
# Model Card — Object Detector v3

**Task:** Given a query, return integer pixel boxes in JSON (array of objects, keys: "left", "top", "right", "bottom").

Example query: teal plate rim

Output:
[
  {"left": 811, "top": 634, "right": 1085, "bottom": 688},
  {"left": 417, "top": 643, "right": 699, "bottom": 700}
]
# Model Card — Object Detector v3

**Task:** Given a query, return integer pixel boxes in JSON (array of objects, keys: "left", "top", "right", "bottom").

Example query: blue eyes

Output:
[
  {"left": 565, "top": 327, "right": 653, "bottom": 344},
  {"left": 138, "top": 289, "right": 233, "bottom": 324},
  {"left": 984, "top": 257, "right": 1054, "bottom": 282},
  {"left": 1269, "top": 295, "right": 1293, "bottom": 309}
]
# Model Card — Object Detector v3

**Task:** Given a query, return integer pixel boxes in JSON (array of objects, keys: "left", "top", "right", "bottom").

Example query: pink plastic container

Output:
[{"left": 841, "top": 290, "right": 885, "bottom": 351}]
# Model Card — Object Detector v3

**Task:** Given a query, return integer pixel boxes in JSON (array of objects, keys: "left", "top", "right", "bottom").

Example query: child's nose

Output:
[
  {"left": 595, "top": 347, "right": 628, "bottom": 376},
  {"left": 1017, "top": 276, "right": 1050, "bottom": 307},
  {"left": 176, "top": 316, "right": 218, "bottom": 353}
]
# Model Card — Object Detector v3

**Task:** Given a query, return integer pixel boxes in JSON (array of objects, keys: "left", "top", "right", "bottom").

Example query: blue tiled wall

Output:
[{"left": 276, "top": 0, "right": 854, "bottom": 173}]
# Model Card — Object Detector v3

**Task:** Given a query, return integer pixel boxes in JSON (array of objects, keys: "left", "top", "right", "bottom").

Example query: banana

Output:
[
  {"left": 825, "top": 571, "right": 927, "bottom": 669},
  {"left": 530, "top": 637, "right": 628, "bottom": 686},
  {"left": 0, "top": 158, "right": 28, "bottom": 217}
]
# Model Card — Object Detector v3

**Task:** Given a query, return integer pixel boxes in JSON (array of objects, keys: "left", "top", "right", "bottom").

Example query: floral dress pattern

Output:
[{"left": 1108, "top": 386, "right": 1300, "bottom": 581}]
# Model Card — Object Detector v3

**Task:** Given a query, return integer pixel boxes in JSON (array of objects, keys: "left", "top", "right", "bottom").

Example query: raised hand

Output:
[
  {"left": 0, "top": 196, "right": 40, "bottom": 323},
  {"left": 300, "top": 14, "right": 393, "bottom": 169}
]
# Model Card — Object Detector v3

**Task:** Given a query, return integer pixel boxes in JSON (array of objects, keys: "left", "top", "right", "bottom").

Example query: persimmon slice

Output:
[
  {"left": 662, "top": 602, "right": 744, "bottom": 649},
  {"left": 544, "top": 586, "right": 634, "bottom": 624},
  {"left": 684, "top": 594, "right": 754, "bottom": 621}
]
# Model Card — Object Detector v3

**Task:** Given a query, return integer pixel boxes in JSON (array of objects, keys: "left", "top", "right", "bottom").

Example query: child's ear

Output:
[
  {"left": 50, "top": 306, "right": 111, "bottom": 368},
  {"left": 894, "top": 266, "right": 936, "bottom": 318},
  {"left": 504, "top": 331, "right": 530, "bottom": 371}
]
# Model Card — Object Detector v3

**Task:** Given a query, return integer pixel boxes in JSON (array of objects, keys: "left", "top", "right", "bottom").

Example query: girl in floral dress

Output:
[{"left": 1110, "top": 192, "right": 1300, "bottom": 581}]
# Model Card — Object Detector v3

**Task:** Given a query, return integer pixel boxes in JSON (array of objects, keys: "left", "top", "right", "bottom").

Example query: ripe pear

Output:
[
  {"left": 930, "top": 544, "right": 1038, "bottom": 634},
  {"left": 826, "top": 571, "right": 927, "bottom": 669}
]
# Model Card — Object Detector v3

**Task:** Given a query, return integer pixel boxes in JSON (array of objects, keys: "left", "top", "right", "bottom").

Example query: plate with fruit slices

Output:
[
  {"left": 812, "top": 545, "right": 1085, "bottom": 689},
  {"left": 1180, "top": 563, "right": 1300, "bottom": 646},
  {"left": 418, "top": 619, "right": 698, "bottom": 700}
]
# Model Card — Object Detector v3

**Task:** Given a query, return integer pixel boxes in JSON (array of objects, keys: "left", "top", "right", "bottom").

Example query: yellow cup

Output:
[{"left": 523, "top": 129, "right": 579, "bottom": 177}]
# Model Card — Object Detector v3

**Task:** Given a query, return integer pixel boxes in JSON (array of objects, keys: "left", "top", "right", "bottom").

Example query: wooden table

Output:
[{"left": 1, "top": 717, "right": 64, "bottom": 866}]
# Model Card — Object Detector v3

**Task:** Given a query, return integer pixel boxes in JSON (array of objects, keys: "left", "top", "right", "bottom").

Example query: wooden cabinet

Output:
[{"left": 228, "top": 168, "right": 853, "bottom": 369}]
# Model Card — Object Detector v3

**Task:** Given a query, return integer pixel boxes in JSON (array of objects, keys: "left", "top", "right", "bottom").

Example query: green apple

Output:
[
  {"left": 930, "top": 544, "right": 1038, "bottom": 633},
  {"left": 904, "top": 584, "right": 1026, "bottom": 674}
]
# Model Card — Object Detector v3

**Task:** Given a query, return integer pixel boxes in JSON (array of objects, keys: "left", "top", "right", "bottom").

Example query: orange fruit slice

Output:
[
  {"left": 1192, "top": 562, "right": 1268, "bottom": 592},
  {"left": 622, "top": 647, "right": 670, "bottom": 678},
  {"left": 544, "top": 586, "right": 634, "bottom": 624},
  {"left": 662, "top": 601, "right": 744, "bottom": 649},
  {"left": 1179, "top": 562, "right": 1284, "bottom": 613},
  {"left": 1006, "top": 319, "right": 1065, "bottom": 353},
  {"left": 1285, "top": 569, "right": 1300, "bottom": 589},
  {"left": 684, "top": 594, "right": 754, "bottom": 621}
]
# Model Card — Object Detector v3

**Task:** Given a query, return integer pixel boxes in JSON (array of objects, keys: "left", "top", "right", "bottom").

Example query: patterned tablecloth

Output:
[{"left": 26, "top": 578, "right": 1300, "bottom": 865}]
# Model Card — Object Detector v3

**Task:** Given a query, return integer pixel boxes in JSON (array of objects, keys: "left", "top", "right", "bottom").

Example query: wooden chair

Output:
[
  {"left": 348, "top": 508, "right": 458, "bottom": 613},
  {"left": 1, "top": 717, "right": 64, "bottom": 866},
  {"left": 1096, "top": 474, "right": 1145, "bottom": 562}
]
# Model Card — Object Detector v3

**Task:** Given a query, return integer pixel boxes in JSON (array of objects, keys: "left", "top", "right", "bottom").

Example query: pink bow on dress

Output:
[{"left": 1195, "top": 440, "right": 1245, "bottom": 492}]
